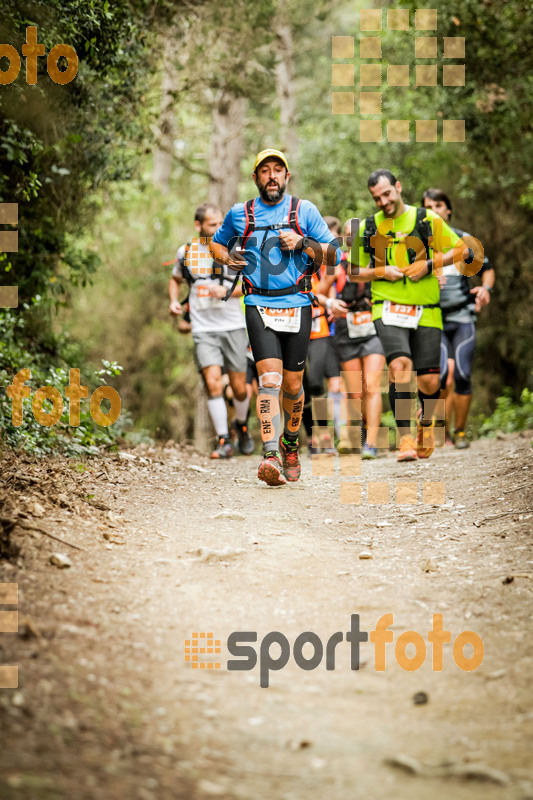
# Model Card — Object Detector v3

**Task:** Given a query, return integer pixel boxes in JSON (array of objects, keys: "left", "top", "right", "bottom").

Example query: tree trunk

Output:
[
  {"left": 194, "top": 378, "right": 212, "bottom": 454},
  {"left": 208, "top": 91, "right": 247, "bottom": 213},
  {"left": 275, "top": 11, "right": 298, "bottom": 188},
  {"left": 152, "top": 33, "right": 180, "bottom": 194}
]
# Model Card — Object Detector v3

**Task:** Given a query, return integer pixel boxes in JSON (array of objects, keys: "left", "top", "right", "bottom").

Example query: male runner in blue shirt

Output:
[{"left": 212, "top": 149, "right": 340, "bottom": 485}]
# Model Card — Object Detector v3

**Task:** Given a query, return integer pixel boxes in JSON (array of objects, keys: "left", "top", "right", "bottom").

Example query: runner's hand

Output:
[
  {"left": 329, "top": 299, "right": 349, "bottom": 319},
  {"left": 209, "top": 284, "right": 228, "bottom": 299},
  {"left": 279, "top": 230, "right": 303, "bottom": 251},
  {"left": 378, "top": 265, "right": 404, "bottom": 282},
  {"left": 437, "top": 274, "right": 447, "bottom": 289},
  {"left": 169, "top": 300, "right": 182, "bottom": 317},
  {"left": 225, "top": 252, "right": 247, "bottom": 272},
  {"left": 471, "top": 285, "right": 491, "bottom": 312},
  {"left": 400, "top": 260, "right": 429, "bottom": 282}
]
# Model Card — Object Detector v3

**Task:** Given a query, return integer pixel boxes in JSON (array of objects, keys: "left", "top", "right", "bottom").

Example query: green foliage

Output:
[
  {"left": 0, "top": 0, "right": 181, "bottom": 301},
  {"left": 0, "top": 302, "right": 131, "bottom": 456},
  {"left": 479, "top": 388, "right": 533, "bottom": 437},
  {"left": 61, "top": 184, "right": 200, "bottom": 442}
]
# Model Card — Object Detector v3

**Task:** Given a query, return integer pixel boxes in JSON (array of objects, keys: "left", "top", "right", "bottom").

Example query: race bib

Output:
[
  {"left": 196, "top": 284, "right": 224, "bottom": 310},
  {"left": 258, "top": 306, "right": 301, "bottom": 333},
  {"left": 381, "top": 300, "right": 423, "bottom": 329},
  {"left": 346, "top": 310, "right": 376, "bottom": 339}
]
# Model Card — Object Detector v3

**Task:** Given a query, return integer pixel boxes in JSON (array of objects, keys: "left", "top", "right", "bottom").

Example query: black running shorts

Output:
[
  {"left": 245, "top": 305, "right": 313, "bottom": 372},
  {"left": 307, "top": 336, "right": 340, "bottom": 394},
  {"left": 373, "top": 319, "right": 441, "bottom": 374}
]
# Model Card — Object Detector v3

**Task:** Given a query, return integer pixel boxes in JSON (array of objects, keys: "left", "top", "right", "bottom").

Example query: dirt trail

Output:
[{"left": 1, "top": 435, "right": 532, "bottom": 800}]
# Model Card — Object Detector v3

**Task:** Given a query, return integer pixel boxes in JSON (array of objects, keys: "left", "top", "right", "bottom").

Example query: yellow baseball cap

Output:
[{"left": 253, "top": 148, "right": 290, "bottom": 173}]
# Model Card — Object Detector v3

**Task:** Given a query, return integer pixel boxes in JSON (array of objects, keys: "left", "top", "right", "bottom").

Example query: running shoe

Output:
[
  {"left": 279, "top": 435, "right": 301, "bottom": 482},
  {"left": 454, "top": 430, "right": 470, "bottom": 449},
  {"left": 337, "top": 426, "right": 362, "bottom": 454},
  {"left": 416, "top": 410, "right": 435, "bottom": 459},
  {"left": 257, "top": 451, "right": 286, "bottom": 486},
  {"left": 308, "top": 442, "right": 321, "bottom": 457},
  {"left": 362, "top": 443, "right": 378, "bottom": 460},
  {"left": 233, "top": 419, "right": 255, "bottom": 455},
  {"left": 397, "top": 434, "right": 418, "bottom": 462},
  {"left": 210, "top": 437, "right": 233, "bottom": 459}
]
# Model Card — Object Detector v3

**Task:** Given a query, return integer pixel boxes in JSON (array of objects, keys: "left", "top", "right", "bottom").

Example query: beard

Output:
[{"left": 258, "top": 177, "right": 287, "bottom": 203}]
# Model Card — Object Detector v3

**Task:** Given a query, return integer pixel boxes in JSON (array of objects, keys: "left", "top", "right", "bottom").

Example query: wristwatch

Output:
[{"left": 300, "top": 236, "right": 311, "bottom": 250}]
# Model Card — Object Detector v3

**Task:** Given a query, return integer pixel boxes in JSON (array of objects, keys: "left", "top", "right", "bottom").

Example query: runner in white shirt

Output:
[{"left": 169, "top": 203, "right": 254, "bottom": 458}]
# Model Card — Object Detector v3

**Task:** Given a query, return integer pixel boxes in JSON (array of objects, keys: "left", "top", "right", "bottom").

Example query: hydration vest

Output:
[
  {"left": 234, "top": 195, "right": 319, "bottom": 301},
  {"left": 362, "top": 207, "right": 433, "bottom": 268},
  {"left": 440, "top": 226, "right": 492, "bottom": 319},
  {"left": 363, "top": 207, "right": 438, "bottom": 309}
]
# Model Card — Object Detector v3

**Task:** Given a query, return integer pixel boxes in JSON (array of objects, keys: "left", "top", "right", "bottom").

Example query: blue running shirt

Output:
[{"left": 213, "top": 195, "right": 340, "bottom": 308}]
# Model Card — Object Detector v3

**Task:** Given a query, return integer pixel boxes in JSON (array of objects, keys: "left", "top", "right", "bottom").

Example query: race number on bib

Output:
[
  {"left": 258, "top": 306, "right": 301, "bottom": 333},
  {"left": 346, "top": 310, "right": 375, "bottom": 339},
  {"left": 381, "top": 300, "right": 423, "bottom": 329},
  {"left": 196, "top": 284, "right": 224, "bottom": 310}
]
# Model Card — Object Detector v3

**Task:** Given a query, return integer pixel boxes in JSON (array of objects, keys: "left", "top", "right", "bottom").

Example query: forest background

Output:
[{"left": 1, "top": 0, "right": 532, "bottom": 453}]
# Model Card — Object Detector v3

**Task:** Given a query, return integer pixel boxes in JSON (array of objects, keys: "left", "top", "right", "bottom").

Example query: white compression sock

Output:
[
  {"left": 207, "top": 396, "right": 229, "bottom": 438},
  {"left": 328, "top": 391, "right": 343, "bottom": 437},
  {"left": 233, "top": 395, "right": 250, "bottom": 424}
]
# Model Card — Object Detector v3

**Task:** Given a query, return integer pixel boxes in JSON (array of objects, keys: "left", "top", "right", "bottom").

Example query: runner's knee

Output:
[
  {"left": 282, "top": 377, "right": 304, "bottom": 397},
  {"left": 418, "top": 373, "right": 440, "bottom": 395},
  {"left": 454, "top": 374, "right": 472, "bottom": 395},
  {"left": 389, "top": 358, "right": 412, "bottom": 385},
  {"left": 205, "top": 376, "right": 223, "bottom": 396},
  {"left": 259, "top": 371, "right": 283, "bottom": 390}
]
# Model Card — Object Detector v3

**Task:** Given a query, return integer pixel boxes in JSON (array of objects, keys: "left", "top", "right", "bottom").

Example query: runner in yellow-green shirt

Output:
[{"left": 349, "top": 169, "right": 465, "bottom": 462}]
